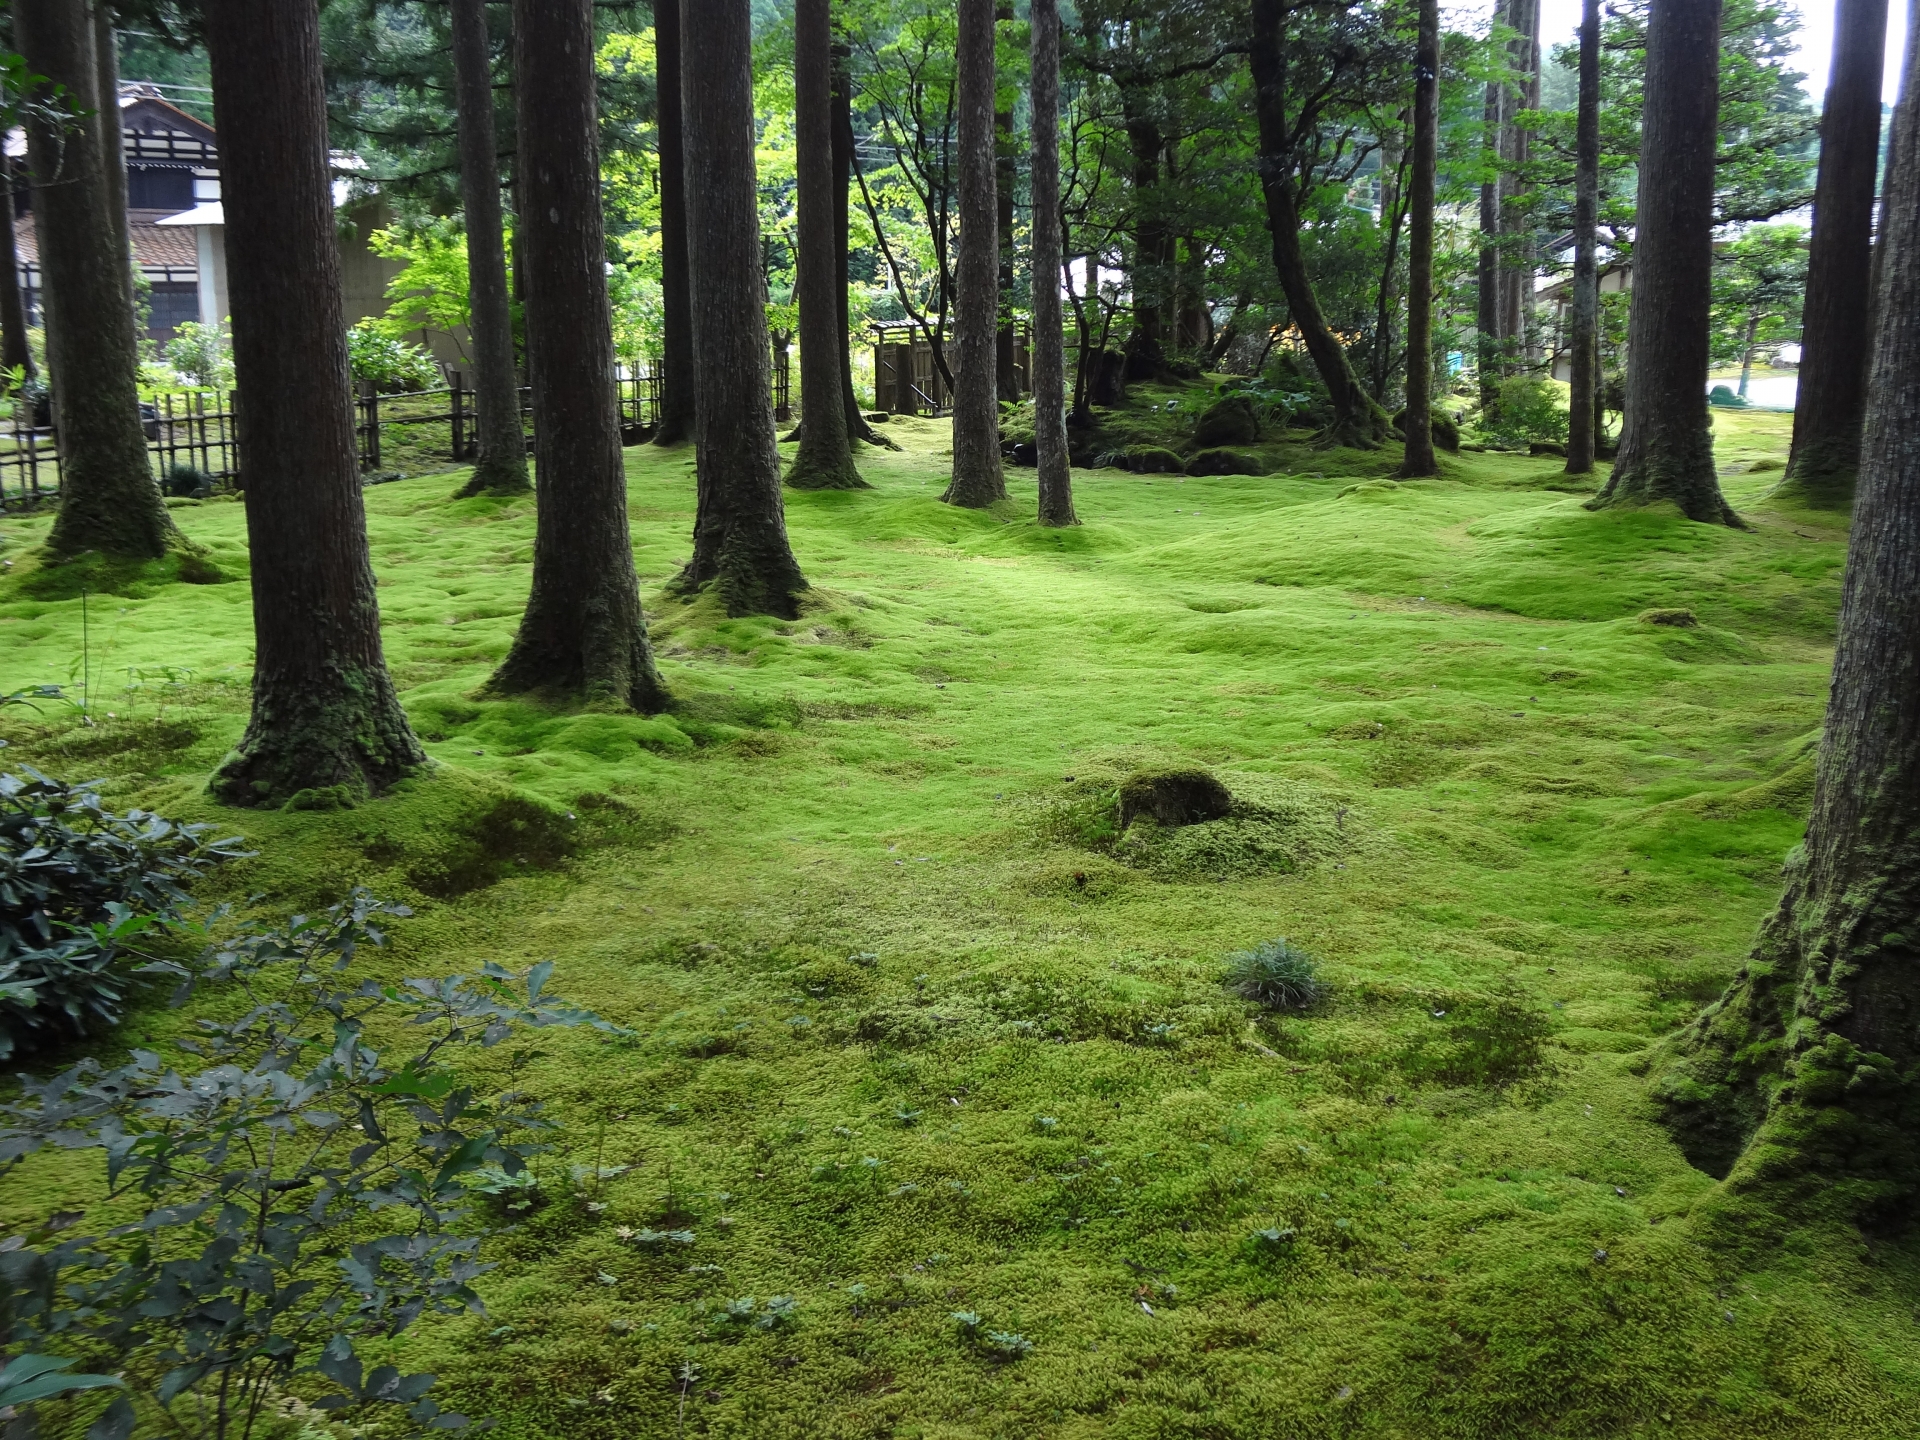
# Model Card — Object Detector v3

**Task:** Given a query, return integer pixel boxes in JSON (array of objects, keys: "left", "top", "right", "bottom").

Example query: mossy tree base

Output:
[
  {"left": 785, "top": 449, "right": 869, "bottom": 491},
  {"left": 1587, "top": 446, "right": 1742, "bottom": 527},
  {"left": 452, "top": 458, "right": 532, "bottom": 499},
  {"left": 1771, "top": 441, "right": 1857, "bottom": 511},
  {"left": 211, "top": 664, "right": 426, "bottom": 808}
]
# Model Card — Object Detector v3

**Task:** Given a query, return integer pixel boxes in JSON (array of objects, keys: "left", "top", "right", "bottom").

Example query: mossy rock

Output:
[
  {"left": 1192, "top": 394, "right": 1263, "bottom": 447},
  {"left": 1123, "top": 446, "right": 1187, "bottom": 475},
  {"left": 1117, "top": 767, "right": 1233, "bottom": 830},
  {"left": 1391, "top": 408, "right": 1461, "bottom": 452},
  {"left": 1186, "top": 448, "right": 1267, "bottom": 477},
  {"left": 1639, "top": 608, "right": 1699, "bottom": 628}
]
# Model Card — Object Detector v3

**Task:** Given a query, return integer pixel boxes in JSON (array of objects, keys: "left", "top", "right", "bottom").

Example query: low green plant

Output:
[
  {"left": 0, "top": 889, "right": 618, "bottom": 1440},
  {"left": 1224, "top": 938, "right": 1322, "bottom": 1010},
  {"left": 0, "top": 769, "right": 248, "bottom": 1058},
  {"left": 1480, "top": 375, "right": 1568, "bottom": 449},
  {"left": 347, "top": 321, "right": 441, "bottom": 394},
  {"left": 163, "top": 321, "right": 234, "bottom": 392}
]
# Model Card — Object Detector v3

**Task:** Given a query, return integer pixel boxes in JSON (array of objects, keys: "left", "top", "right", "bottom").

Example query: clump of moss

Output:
[
  {"left": 1117, "top": 767, "right": 1233, "bottom": 829},
  {"left": 1185, "top": 448, "right": 1267, "bottom": 477},
  {"left": 1121, "top": 445, "right": 1187, "bottom": 474}
]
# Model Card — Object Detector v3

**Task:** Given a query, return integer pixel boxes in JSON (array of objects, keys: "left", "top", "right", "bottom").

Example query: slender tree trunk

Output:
[
  {"left": 996, "top": 99, "right": 1020, "bottom": 402},
  {"left": 1565, "top": 0, "right": 1601, "bottom": 474},
  {"left": 788, "top": 0, "right": 866, "bottom": 491},
  {"left": 1250, "top": 0, "right": 1393, "bottom": 449},
  {"left": 0, "top": 178, "right": 34, "bottom": 380},
  {"left": 1654, "top": 35, "right": 1920, "bottom": 1210},
  {"left": 449, "top": 0, "right": 529, "bottom": 497},
  {"left": 1399, "top": 0, "right": 1439, "bottom": 479},
  {"left": 1737, "top": 314, "right": 1760, "bottom": 396},
  {"left": 652, "top": 0, "right": 696, "bottom": 447},
  {"left": 943, "top": 0, "right": 1007, "bottom": 508},
  {"left": 1120, "top": 96, "right": 1168, "bottom": 383},
  {"left": 678, "top": 0, "right": 810, "bottom": 613},
  {"left": 1778, "top": 0, "right": 1890, "bottom": 508},
  {"left": 1476, "top": 0, "right": 1507, "bottom": 408},
  {"left": 1370, "top": 124, "right": 1406, "bottom": 403},
  {"left": 16, "top": 0, "right": 177, "bottom": 560},
  {"left": 1498, "top": 0, "right": 1540, "bottom": 359},
  {"left": 1207, "top": 290, "right": 1251, "bottom": 369},
  {"left": 832, "top": 44, "right": 891, "bottom": 448},
  {"left": 488, "top": 0, "right": 667, "bottom": 706},
  {"left": 93, "top": 3, "right": 133, "bottom": 331},
  {"left": 202, "top": 0, "right": 423, "bottom": 805},
  {"left": 1587, "top": 0, "right": 1737, "bottom": 524},
  {"left": 1030, "top": 0, "right": 1075, "bottom": 526}
]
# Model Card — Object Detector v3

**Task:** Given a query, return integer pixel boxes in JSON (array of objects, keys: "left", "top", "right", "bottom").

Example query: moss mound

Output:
[
  {"left": 1117, "top": 766, "right": 1233, "bottom": 828},
  {"left": 1122, "top": 445, "right": 1187, "bottom": 474},
  {"left": 1192, "top": 393, "right": 1263, "bottom": 447},
  {"left": 1185, "top": 447, "right": 1268, "bottom": 477}
]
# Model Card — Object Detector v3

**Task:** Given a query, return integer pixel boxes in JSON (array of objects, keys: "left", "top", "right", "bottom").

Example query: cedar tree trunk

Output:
[
  {"left": 450, "top": 0, "right": 529, "bottom": 497},
  {"left": 1250, "top": 0, "right": 1393, "bottom": 449},
  {"left": 1653, "top": 41, "right": 1920, "bottom": 1214},
  {"left": 942, "top": 0, "right": 1007, "bottom": 508},
  {"left": 16, "top": 0, "right": 177, "bottom": 560},
  {"left": 1121, "top": 96, "right": 1169, "bottom": 383},
  {"left": 652, "top": 0, "right": 696, "bottom": 447},
  {"left": 1565, "top": 0, "right": 1601, "bottom": 474},
  {"left": 787, "top": 0, "right": 865, "bottom": 491},
  {"left": 1030, "top": 0, "right": 1076, "bottom": 526},
  {"left": 203, "top": 0, "right": 424, "bottom": 805},
  {"left": 94, "top": 4, "right": 133, "bottom": 329},
  {"left": 677, "top": 0, "right": 810, "bottom": 615},
  {"left": 1778, "top": 0, "right": 1890, "bottom": 508},
  {"left": 487, "top": 0, "right": 667, "bottom": 708},
  {"left": 997, "top": 100, "right": 1020, "bottom": 401},
  {"left": 833, "top": 45, "right": 892, "bottom": 447},
  {"left": 1475, "top": 5, "right": 1505, "bottom": 410},
  {"left": 1587, "top": 0, "right": 1737, "bottom": 524},
  {"left": 1398, "top": 0, "right": 1439, "bottom": 479}
]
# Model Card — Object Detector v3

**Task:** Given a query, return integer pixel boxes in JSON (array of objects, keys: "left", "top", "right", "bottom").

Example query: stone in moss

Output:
[
  {"left": 1124, "top": 446, "right": 1187, "bottom": 475},
  {"left": 1192, "top": 394, "right": 1262, "bottom": 447},
  {"left": 1117, "top": 767, "right": 1233, "bottom": 830},
  {"left": 1186, "top": 448, "right": 1267, "bottom": 477},
  {"left": 1391, "top": 407, "right": 1461, "bottom": 452},
  {"left": 1639, "top": 608, "right": 1699, "bottom": 628}
]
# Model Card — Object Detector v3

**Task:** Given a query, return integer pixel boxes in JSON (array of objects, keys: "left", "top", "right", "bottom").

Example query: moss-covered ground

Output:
[{"left": 4, "top": 401, "right": 1917, "bottom": 1438}]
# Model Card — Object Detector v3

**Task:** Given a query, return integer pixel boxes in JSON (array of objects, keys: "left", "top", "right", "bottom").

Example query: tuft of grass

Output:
[{"left": 1224, "top": 937, "right": 1323, "bottom": 1009}]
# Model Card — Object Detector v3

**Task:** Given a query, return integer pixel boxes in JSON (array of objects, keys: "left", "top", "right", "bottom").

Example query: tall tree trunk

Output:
[
  {"left": 1370, "top": 126, "right": 1408, "bottom": 404},
  {"left": 996, "top": 99, "right": 1020, "bottom": 402},
  {"left": 0, "top": 177, "right": 34, "bottom": 380},
  {"left": 488, "top": 0, "right": 667, "bottom": 706},
  {"left": 1737, "top": 314, "right": 1760, "bottom": 396},
  {"left": 1030, "top": 0, "right": 1075, "bottom": 527},
  {"left": 1587, "top": 0, "right": 1736, "bottom": 524},
  {"left": 832, "top": 43, "right": 891, "bottom": 448},
  {"left": 202, "top": 0, "right": 423, "bottom": 805},
  {"left": 1565, "top": 0, "right": 1601, "bottom": 474},
  {"left": 1399, "top": 0, "right": 1439, "bottom": 479},
  {"left": 1778, "top": 0, "right": 1890, "bottom": 508},
  {"left": 652, "top": 0, "right": 696, "bottom": 447},
  {"left": 678, "top": 0, "right": 810, "bottom": 614},
  {"left": 449, "top": 0, "right": 529, "bottom": 497},
  {"left": 1653, "top": 36, "right": 1920, "bottom": 1211},
  {"left": 1476, "top": 0, "right": 1507, "bottom": 408},
  {"left": 93, "top": 3, "right": 133, "bottom": 331},
  {"left": 788, "top": 0, "right": 865, "bottom": 490},
  {"left": 1497, "top": 0, "right": 1540, "bottom": 358},
  {"left": 942, "top": 0, "right": 1007, "bottom": 508},
  {"left": 16, "top": 0, "right": 177, "bottom": 560},
  {"left": 1120, "top": 95, "right": 1168, "bottom": 383},
  {"left": 1249, "top": 0, "right": 1393, "bottom": 449}
]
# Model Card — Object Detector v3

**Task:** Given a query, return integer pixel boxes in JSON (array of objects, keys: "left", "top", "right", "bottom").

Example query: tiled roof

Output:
[{"left": 12, "top": 212, "right": 201, "bottom": 272}]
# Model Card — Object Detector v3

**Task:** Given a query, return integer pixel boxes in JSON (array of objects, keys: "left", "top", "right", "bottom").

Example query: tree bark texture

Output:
[
  {"left": 1475, "top": 4, "right": 1505, "bottom": 409},
  {"left": 1653, "top": 42, "right": 1920, "bottom": 1215},
  {"left": 201, "top": 0, "right": 424, "bottom": 806},
  {"left": 788, "top": 0, "right": 865, "bottom": 491},
  {"left": 1565, "top": 0, "right": 1601, "bottom": 474},
  {"left": 15, "top": 0, "right": 178, "bottom": 560},
  {"left": 0, "top": 177, "right": 34, "bottom": 380},
  {"left": 93, "top": 3, "right": 133, "bottom": 329},
  {"left": 1029, "top": 0, "right": 1076, "bottom": 526},
  {"left": 449, "top": 0, "right": 529, "bottom": 497},
  {"left": 488, "top": 0, "right": 667, "bottom": 708},
  {"left": 1398, "top": 0, "right": 1439, "bottom": 479},
  {"left": 1121, "top": 95, "right": 1170, "bottom": 383},
  {"left": 1496, "top": 0, "right": 1540, "bottom": 358},
  {"left": 1250, "top": 0, "right": 1393, "bottom": 449},
  {"left": 1587, "top": 0, "right": 1737, "bottom": 524},
  {"left": 832, "top": 44, "right": 891, "bottom": 447},
  {"left": 678, "top": 0, "right": 810, "bottom": 614},
  {"left": 1779, "top": 0, "right": 1890, "bottom": 508},
  {"left": 997, "top": 102, "right": 1021, "bottom": 402},
  {"left": 943, "top": 0, "right": 1007, "bottom": 508},
  {"left": 652, "top": 0, "right": 696, "bottom": 447}
]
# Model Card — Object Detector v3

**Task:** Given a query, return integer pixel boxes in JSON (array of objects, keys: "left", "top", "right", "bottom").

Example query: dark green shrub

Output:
[
  {"left": 1225, "top": 938, "right": 1322, "bottom": 1010},
  {"left": 0, "top": 769, "right": 246, "bottom": 1057},
  {"left": 1481, "top": 376, "right": 1568, "bottom": 449}
]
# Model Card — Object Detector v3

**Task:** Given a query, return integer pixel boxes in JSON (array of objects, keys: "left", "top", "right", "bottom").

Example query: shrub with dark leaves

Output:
[{"left": 0, "top": 769, "right": 247, "bottom": 1057}]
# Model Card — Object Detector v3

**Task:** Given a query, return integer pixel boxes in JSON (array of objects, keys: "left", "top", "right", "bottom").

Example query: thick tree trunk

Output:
[
  {"left": 1587, "top": 0, "right": 1736, "bottom": 524},
  {"left": 652, "top": 0, "right": 696, "bottom": 448},
  {"left": 788, "top": 0, "right": 865, "bottom": 491},
  {"left": 1120, "top": 98, "right": 1169, "bottom": 383},
  {"left": 832, "top": 44, "right": 891, "bottom": 448},
  {"left": 202, "top": 0, "right": 423, "bottom": 806},
  {"left": 1565, "top": 0, "right": 1601, "bottom": 474},
  {"left": 1398, "top": 0, "right": 1439, "bottom": 479},
  {"left": 449, "top": 0, "right": 529, "bottom": 498},
  {"left": 1497, "top": 0, "right": 1540, "bottom": 358},
  {"left": 942, "top": 0, "right": 1007, "bottom": 508},
  {"left": 93, "top": 3, "right": 133, "bottom": 331},
  {"left": 1778, "top": 0, "right": 1890, "bottom": 508},
  {"left": 16, "top": 0, "right": 177, "bottom": 560},
  {"left": 487, "top": 0, "right": 667, "bottom": 707},
  {"left": 1030, "top": 0, "right": 1075, "bottom": 527},
  {"left": 1654, "top": 41, "right": 1920, "bottom": 1213},
  {"left": 1250, "top": 0, "right": 1393, "bottom": 450},
  {"left": 0, "top": 181, "right": 34, "bottom": 380},
  {"left": 677, "top": 0, "right": 809, "bottom": 614}
]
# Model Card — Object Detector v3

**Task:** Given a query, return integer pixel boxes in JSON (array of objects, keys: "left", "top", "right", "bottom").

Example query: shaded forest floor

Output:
[{"left": 4, "top": 402, "right": 1918, "bottom": 1438}]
